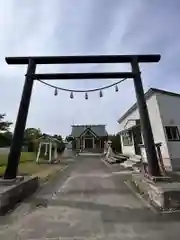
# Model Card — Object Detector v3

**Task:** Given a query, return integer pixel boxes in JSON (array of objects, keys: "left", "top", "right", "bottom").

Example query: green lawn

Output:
[
  {"left": 0, "top": 152, "right": 50, "bottom": 176},
  {"left": 0, "top": 151, "right": 36, "bottom": 166}
]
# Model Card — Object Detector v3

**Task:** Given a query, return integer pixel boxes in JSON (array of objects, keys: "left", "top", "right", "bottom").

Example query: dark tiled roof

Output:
[
  {"left": 71, "top": 125, "right": 108, "bottom": 137},
  {"left": 117, "top": 88, "right": 180, "bottom": 123},
  {"left": 36, "top": 135, "right": 61, "bottom": 143}
]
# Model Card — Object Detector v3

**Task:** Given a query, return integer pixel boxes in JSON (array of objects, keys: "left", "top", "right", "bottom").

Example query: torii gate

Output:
[{"left": 3, "top": 54, "right": 161, "bottom": 179}]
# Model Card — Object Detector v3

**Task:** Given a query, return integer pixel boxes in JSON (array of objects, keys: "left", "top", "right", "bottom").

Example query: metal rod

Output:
[
  {"left": 33, "top": 72, "right": 135, "bottom": 80},
  {"left": 4, "top": 59, "right": 36, "bottom": 179},
  {"left": 5, "top": 54, "right": 161, "bottom": 65},
  {"left": 131, "top": 57, "right": 160, "bottom": 176}
]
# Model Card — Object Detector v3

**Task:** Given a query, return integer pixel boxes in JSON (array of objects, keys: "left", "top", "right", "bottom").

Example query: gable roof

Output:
[
  {"left": 117, "top": 88, "right": 180, "bottom": 124},
  {"left": 80, "top": 127, "right": 98, "bottom": 138},
  {"left": 71, "top": 125, "right": 108, "bottom": 137}
]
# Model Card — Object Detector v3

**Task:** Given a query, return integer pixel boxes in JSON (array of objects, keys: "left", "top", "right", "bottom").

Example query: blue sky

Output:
[{"left": 0, "top": 0, "right": 180, "bottom": 137}]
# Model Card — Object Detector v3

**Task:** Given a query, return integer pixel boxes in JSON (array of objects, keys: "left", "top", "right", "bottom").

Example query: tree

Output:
[
  {"left": 0, "top": 113, "right": 12, "bottom": 132},
  {"left": 24, "top": 128, "right": 42, "bottom": 151},
  {"left": 0, "top": 114, "right": 13, "bottom": 147},
  {"left": 53, "top": 134, "right": 63, "bottom": 142},
  {"left": 0, "top": 131, "right": 13, "bottom": 147},
  {"left": 53, "top": 134, "right": 65, "bottom": 153},
  {"left": 3, "top": 131, "right": 13, "bottom": 139},
  {"left": 66, "top": 135, "right": 74, "bottom": 142}
]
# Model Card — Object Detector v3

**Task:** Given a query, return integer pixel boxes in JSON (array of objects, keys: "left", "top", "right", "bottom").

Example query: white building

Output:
[{"left": 118, "top": 88, "right": 180, "bottom": 171}]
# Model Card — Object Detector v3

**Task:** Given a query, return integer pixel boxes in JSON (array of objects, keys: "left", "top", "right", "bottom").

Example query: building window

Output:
[
  {"left": 165, "top": 126, "right": 180, "bottom": 141},
  {"left": 122, "top": 131, "right": 133, "bottom": 146}
]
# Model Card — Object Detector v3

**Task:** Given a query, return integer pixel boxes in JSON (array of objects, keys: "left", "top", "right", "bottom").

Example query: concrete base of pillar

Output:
[
  {"left": 0, "top": 176, "right": 24, "bottom": 185},
  {"left": 0, "top": 176, "right": 39, "bottom": 215},
  {"left": 130, "top": 173, "right": 180, "bottom": 211}
]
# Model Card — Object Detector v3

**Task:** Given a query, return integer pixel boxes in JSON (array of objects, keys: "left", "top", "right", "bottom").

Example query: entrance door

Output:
[
  {"left": 132, "top": 126, "right": 142, "bottom": 155},
  {"left": 85, "top": 138, "right": 93, "bottom": 149}
]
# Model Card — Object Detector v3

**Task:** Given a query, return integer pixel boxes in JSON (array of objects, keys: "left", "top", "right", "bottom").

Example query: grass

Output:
[
  {"left": 0, "top": 151, "right": 36, "bottom": 166},
  {"left": 0, "top": 152, "right": 63, "bottom": 178}
]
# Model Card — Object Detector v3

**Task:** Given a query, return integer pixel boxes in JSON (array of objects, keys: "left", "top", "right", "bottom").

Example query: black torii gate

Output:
[{"left": 4, "top": 54, "right": 161, "bottom": 179}]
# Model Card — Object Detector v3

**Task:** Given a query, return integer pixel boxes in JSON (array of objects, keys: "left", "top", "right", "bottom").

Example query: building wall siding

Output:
[
  {"left": 119, "top": 110, "right": 138, "bottom": 155},
  {"left": 157, "top": 93, "right": 180, "bottom": 170},
  {"left": 149, "top": 95, "right": 171, "bottom": 168},
  {"left": 120, "top": 134, "right": 135, "bottom": 155},
  {"left": 119, "top": 94, "right": 171, "bottom": 168}
]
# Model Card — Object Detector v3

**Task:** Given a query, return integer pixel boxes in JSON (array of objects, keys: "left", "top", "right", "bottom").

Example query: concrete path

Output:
[{"left": 1, "top": 156, "right": 180, "bottom": 239}]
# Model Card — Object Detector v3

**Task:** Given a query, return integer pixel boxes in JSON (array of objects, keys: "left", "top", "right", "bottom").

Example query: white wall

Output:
[
  {"left": 119, "top": 110, "right": 139, "bottom": 155},
  {"left": 157, "top": 93, "right": 180, "bottom": 170},
  {"left": 147, "top": 95, "right": 171, "bottom": 168},
  {"left": 119, "top": 94, "right": 171, "bottom": 168},
  {"left": 0, "top": 147, "right": 10, "bottom": 154},
  {"left": 120, "top": 133, "right": 135, "bottom": 155}
]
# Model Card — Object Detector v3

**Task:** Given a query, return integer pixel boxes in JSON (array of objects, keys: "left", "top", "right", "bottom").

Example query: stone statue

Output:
[{"left": 104, "top": 140, "right": 115, "bottom": 160}]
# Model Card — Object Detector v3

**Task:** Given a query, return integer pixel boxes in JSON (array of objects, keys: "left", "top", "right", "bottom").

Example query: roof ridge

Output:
[
  {"left": 71, "top": 124, "right": 108, "bottom": 137},
  {"left": 117, "top": 87, "right": 180, "bottom": 123},
  {"left": 72, "top": 124, "right": 106, "bottom": 127}
]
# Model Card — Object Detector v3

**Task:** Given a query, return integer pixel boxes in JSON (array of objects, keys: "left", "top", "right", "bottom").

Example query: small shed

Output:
[{"left": 35, "top": 135, "right": 61, "bottom": 164}]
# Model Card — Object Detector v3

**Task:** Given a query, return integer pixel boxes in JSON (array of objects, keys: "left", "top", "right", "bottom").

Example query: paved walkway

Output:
[{"left": 1, "top": 156, "right": 180, "bottom": 239}]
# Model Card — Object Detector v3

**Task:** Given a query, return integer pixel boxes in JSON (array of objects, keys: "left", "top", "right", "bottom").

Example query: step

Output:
[
  {"left": 129, "top": 155, "right": 141, "bottom": 163},
  {"left": 120, "top": 160, "right": 136, "bottom": 169},
  {"left": 114, "top": 154, "right": 127, "bottom": 161},
  {"left": 105, "top": 157, "right": 117, "bottom": 164},
  {"left": 131, "top": 173, "right": 180, "bottom": 211}
]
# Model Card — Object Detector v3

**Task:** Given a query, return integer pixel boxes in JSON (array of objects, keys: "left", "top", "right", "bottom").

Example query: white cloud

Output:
[{"left": 0, "top": 0, "right": 180, "bottom": 137}]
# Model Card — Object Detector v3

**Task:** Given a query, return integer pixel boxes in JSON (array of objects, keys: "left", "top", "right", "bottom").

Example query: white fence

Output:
[{"left": 0, "top": 147, "right": 10, "bottom": 154}]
